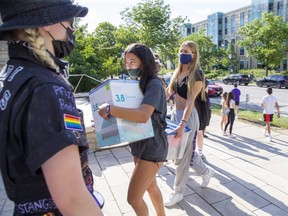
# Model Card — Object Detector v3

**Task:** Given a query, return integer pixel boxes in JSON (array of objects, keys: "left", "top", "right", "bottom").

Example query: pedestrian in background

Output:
[
  {"left": 220, "top": 92, "right": 229, "bottom": 132},
  {"left": 250, "top": 72, "right": 255, "bottom": 82},
  {"left": 98, "top": 43, "right": 168, "bottom": 216},
  {"left": 260, "top": 87, "right": 280, "bottom": 141},
  {"left": 232, "top": 83, "right": 241, "bottom": 118},
  {"left": 0, "top": 0, "right": 103, "bottom": 215},
  {"left": 164, "top": 41, "right": 214, "bottom": 207},
  {"left": 223, "top": 91, "right": 236, "bottom": 138}
]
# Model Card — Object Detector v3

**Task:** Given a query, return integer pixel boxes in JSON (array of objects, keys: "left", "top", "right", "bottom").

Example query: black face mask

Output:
[{"left": 49, "top": 24, "right": 75, "bottom": 58}]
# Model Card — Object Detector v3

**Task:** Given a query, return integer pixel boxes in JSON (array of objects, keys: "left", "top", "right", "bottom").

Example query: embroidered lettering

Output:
[
  {"left": 0, "top": 90, "right": 11, "bottom": 111},
  {"left": 7, "top": 66, "right": 24, "bottom": 81},
  {"left": 16, "top": 198, "right": 56, "bottom": 214},
  {"left": 0, "top": 65, "right": 14, "bottom": 80},
  {"left": 59, "top": 98, "right": 77, "bottom": 112},
  {"left": 53, "top": 85, "right": 74, "bottom": 100}
]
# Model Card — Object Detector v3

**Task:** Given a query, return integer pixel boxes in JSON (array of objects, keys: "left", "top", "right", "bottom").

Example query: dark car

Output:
[
  {"left": 207, "top": 80, "right": 223, "bottom": 97},
  {"left": 222, "top": 74, "right": 250, "bottom": 86},
  {"left": 256, "top": 75, "right": 288, "bottom": 89}
]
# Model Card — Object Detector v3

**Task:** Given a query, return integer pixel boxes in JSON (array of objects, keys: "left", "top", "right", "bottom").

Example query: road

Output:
[{"left": 209, "top": 82, "right": 288, "bottom": 116}]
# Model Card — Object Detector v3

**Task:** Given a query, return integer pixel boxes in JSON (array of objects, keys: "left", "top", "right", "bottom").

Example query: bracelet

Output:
[
  {"left": 105, "top": 104, "right": 111, "bottom": 118},
  {"left": 179, "top": 121, "right": 187, "bottom": 128},
  {"left": 181, "top": 119, "right": 187, "bottom": 123}
]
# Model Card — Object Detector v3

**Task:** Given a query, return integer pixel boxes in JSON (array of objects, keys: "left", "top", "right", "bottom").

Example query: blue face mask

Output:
[
  {"left": 179, "top": 53, "right": 193, "bottom": 64},
  {"left": 127, "top": 68, "right": 142, "bottom": 79}
]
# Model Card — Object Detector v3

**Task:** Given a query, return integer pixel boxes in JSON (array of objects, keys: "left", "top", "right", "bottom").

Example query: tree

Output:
[
  {"left": 66, "top": 22, "right": 122, "bottom": 91},
  {"left": 182, "top": 29, "right": 217, "bottom": 71},
  {"left": 120, "top": 0, "right": 184, "bottom": 63},
  {"left": 238, "top": 12, "right": 288, "bottom": 76}
]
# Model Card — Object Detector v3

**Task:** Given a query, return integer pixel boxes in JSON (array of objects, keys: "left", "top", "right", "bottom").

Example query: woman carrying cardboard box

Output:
[{"left": 98, "top": 43, "right": 168, "bottom": 216}]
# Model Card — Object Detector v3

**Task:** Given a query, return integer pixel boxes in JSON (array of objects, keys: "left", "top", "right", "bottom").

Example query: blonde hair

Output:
[
  {"left": 22, "top": 28, "right": 71, "bottom": 85},
  {"left": 167, "top": 41, "right": 206, "bottom": 100},
  {"left": 23, "top": 28, "right": 57, "bottom": 70}
]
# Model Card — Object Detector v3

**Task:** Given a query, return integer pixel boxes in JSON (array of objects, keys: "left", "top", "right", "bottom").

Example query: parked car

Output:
[
  {"left": 256, "top": 75, "right": 288, "bottom": 89},
  {"left": 207, "top": 80, "right": 223, "bottom": 97},
  {"left": 222, "top": 74, "right": 250, "bottom": 86}
]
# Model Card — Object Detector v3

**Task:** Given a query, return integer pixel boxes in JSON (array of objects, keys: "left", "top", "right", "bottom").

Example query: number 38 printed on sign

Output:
[{"left": 115, "top": 94, "right": 125, "bottom": 102}]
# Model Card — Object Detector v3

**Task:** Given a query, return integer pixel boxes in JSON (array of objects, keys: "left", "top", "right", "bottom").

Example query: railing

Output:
[{"left": 69, "top": 74, "right": 102, "bottom": 94}]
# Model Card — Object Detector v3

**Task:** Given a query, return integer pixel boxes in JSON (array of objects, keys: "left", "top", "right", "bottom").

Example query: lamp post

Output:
[{"left": 228, "top": 53, "right": 233, "bottom": 73}]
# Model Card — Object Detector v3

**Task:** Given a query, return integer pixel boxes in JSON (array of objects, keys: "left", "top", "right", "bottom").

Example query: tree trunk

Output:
[{"left": 265, "top": 65, "right": 269, "bottom": 76}]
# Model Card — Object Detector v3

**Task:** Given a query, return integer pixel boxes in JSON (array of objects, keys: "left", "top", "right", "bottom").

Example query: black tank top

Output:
[
  {"left": 173, "top": 76, "right": 188, "bottom": 99},
  {"left": 172, "top": 70, "right": 204, "bottom": 99}
]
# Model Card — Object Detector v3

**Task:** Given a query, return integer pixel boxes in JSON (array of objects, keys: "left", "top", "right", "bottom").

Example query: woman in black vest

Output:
[{"left": 0, "top": 1, "right": 103, "bottom": 215}]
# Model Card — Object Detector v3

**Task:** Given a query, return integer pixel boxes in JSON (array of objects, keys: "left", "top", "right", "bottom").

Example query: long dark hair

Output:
[
  {"left": 226, "top": 91, "right": 234, "bottom": 107},
  {"left": 124, "top": 43, "right": 157, "bottom": 94}
]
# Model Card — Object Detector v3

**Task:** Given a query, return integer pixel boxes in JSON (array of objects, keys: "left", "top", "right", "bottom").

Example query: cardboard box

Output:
[
  {"left": 166, "top": 119, "right": 190, "bottom": 160},
  {"left": 89, "top": 79, "right": 154, "bottom": 149}
]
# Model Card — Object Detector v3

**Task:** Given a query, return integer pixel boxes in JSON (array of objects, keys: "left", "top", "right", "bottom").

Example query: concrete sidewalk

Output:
[{"left": 1, "top": 110, "right": 288, "bottom": 215}]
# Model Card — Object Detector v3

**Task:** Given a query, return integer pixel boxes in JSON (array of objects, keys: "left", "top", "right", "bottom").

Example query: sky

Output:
[{"left": 75, "top": 0, "right": 252, "bottom": 33}]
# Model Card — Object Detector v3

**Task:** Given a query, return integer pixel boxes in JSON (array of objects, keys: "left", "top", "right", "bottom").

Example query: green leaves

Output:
[{"left": 238, "top": 12, "right": 288, "bottom": 76}]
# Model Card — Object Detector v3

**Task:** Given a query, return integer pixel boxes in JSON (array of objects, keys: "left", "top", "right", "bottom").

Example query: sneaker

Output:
[
  {"left": 228, "top": 134, "right": 236, "bottom": 139},
  {"left": 164, "top": 192, "right": 183, "bottom": 207},
  {"left": 267, "top": 134, "right": 272, "bottom": 142},
  {"left": 223, "top": 131, "right": 228, "bottom": 136},
  {"left": 201, "top": 168, "right": 214, "bottom": 188}
]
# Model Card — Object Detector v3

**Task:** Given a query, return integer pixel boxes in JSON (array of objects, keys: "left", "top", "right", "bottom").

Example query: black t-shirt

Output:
[
  {"left": 130, "top": 79, "right": 168, "bottom": 162},
  {"left": 0, "top": 44, "right": 92, "bottom": 215}
]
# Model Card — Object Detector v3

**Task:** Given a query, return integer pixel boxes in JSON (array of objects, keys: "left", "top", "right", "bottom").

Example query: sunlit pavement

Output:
[{"left": 1, "top": 97, "right": 288, "bottom": 216}]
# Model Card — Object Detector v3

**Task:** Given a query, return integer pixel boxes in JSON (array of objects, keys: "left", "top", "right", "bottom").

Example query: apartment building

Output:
[{"left": 186, "top": 0, "right": 288, "bottom": 71}]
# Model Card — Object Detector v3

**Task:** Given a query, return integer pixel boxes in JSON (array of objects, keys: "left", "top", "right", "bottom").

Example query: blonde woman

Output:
[
  {"left": 220, "top": 92, "right": 229, "bottom": 132},
  {"left": 164, "top": 41, "right": 214, "bottom": 207},
  {"left": 0, "top": 0, "right": 103, "bottom": 215}
]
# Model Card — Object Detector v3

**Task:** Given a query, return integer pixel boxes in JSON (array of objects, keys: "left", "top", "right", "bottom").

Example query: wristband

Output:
[
  {"left": 105, "top": 104, "right": 111, "bottom": 117},
  {"left": 181, "top": 119, "right": 187, "bottom": 123}
]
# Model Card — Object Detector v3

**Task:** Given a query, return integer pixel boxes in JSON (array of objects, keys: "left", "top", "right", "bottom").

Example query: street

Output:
[{"left": 210, "top": 81, "right": 288, "bottom": 116}]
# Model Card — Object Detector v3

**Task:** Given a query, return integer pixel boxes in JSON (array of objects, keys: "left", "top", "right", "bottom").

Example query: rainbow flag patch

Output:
[{"left": 64, "top": 114, "right": 83, "bottom": 131}]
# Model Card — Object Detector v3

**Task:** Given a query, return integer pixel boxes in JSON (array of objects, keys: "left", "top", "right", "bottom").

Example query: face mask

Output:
[
  {"left": 50, "top": 25, "right": 75, "bottom": 58},
  {"left": 179, "top": 53, "right": 193, "bottom": 64},
  {"left": 127, "top": 68, "right": 142, "bottom": 79}
]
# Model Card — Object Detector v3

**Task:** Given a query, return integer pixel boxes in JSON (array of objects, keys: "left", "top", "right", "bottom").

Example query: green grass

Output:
[{"left": 211, "top": 104, "right": 288, "bottom": 129}]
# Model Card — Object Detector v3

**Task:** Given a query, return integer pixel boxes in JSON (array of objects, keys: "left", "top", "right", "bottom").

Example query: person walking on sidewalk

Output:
[
  {"left": 220, "top": 92, "right": 229, "bottom": 132},
  {"left": 232, "top": 83, "right": 241, "bottom": 118},
  {"left": 98, "top": 43, "right": 168, "bottom": 216},
  {"left": 223, "top": 91, "right": 236, "bottom": 138},
  {"left": 260, "top": 87, "right": 280, "bottom": 141},
  {"left": 0, "top": 0, "right": 103, "bottom": 215},
  {"left": 164, "top": 41, "right": 214, "bottom": 207}
]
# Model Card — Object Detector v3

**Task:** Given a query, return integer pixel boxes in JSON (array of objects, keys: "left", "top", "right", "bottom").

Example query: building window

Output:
[
  {"left": 283, "top": 59, "right": 287, "bottom": 70},
  {"left": 240, "top": 47, "right": 245, "bottom": 55},
  {"left": 269, "top": 2, "right": 274, "bottom": 12},
  {"left": 240, "top": 61, "right": 245, "bottom": 69},
  {"left": 277, "top": 0, "right": 284, "bottom": 16},
  {"left": 248, "top": 10, "right": 252, "bottom": 22},
  {"left": 240, "top": 12, "right": 245, "bottom": 26},
  {"left": 231, "top": 15, "right": 235, "bottom": 34}
]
